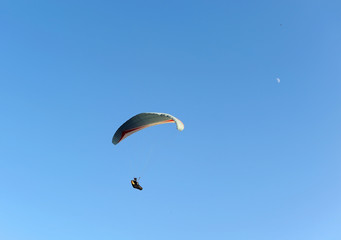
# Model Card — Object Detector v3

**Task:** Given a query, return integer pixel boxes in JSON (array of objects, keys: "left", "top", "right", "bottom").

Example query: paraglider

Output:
[
  {"left": 112, "top": 112, "right": 184, "bottom": 191},
  {"left": 112, "top": 112, "right": 184, "bottom": 145}
]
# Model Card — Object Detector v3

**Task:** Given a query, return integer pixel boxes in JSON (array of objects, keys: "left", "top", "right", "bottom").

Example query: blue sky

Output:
[{"left": 1, "top": 0, "right": 340, "bottom": 239}]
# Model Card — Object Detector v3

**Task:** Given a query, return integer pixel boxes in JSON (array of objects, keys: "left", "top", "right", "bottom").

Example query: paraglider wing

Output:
[{"left": 112, "top": 112, "right": 184, "bottom": 145}]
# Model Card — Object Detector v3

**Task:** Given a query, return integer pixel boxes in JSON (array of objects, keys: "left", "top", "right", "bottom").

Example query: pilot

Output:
[{"left": 131, "top": 178, "right": 143, "bottom": 190}]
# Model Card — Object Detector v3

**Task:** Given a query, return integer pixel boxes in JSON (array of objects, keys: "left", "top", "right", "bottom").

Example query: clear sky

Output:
[{"left": 1, "top": 1, "right": 340, "bottom": 239}]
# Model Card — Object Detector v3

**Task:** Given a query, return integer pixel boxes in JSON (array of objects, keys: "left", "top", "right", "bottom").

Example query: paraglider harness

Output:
[{"left": 131, "top": 178, "right": 143, "bottom": 190}]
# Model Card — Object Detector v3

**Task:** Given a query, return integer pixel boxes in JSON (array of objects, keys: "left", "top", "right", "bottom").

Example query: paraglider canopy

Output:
[{"left": 112, "top": 112, "right": 184, "bottom": 145}]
